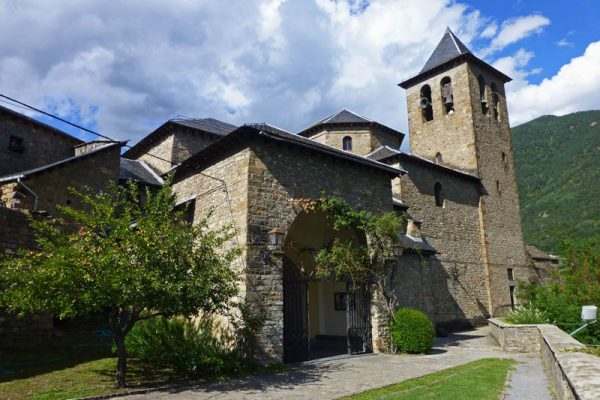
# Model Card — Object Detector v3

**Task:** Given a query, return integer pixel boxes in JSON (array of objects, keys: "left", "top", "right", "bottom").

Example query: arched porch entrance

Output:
[{"left": 282, "top": 210, "right": 372, "bottom": 363}]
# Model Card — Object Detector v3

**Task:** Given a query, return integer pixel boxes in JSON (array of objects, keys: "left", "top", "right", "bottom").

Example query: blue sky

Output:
[{"left": 0, "top": 0, "right": 598, "bottom": 148}]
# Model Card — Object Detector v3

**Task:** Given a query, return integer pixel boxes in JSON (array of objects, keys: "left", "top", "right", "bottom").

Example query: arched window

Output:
[
  {"left": 478, "top": 75, "right": 488, "bottom": 114},
  {"left": 435, "top": 152, "right": 443, "bottom": 165},
  {"left": 420, "top": 85, "right": 433, "bottom": 122},
  {"left": 342, "top": 136, "right": 352, "bottom": 151},
  {"left": 491, "top": 82, "right": 500, "bottom": 121},
  {"left": 434, "top": 182, "right": 445, "bottom": 207},
  {"left": 440, "top": 77, "right": 454, "bottom": 114}
]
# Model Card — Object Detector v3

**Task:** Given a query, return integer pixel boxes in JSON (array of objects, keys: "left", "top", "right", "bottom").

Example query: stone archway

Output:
[{"left": 282, "top": 210, "right": 372, "bottom": 363}]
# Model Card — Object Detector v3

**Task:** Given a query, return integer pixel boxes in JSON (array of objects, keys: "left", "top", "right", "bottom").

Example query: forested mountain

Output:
[{"left": 511, "top": 110, "right": 600, "bottom": 253}]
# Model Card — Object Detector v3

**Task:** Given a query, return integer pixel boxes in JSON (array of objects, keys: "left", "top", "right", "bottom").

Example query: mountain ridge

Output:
[{"left": 511, "top": 109, "right": 600, "bottom": 253}]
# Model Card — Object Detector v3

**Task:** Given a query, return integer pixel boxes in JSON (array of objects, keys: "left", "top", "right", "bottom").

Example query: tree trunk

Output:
[{"left": 113, "top": 332, "right": 127, "bottom": 388}]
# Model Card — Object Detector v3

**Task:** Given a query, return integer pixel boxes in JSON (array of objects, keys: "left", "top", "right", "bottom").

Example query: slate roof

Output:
[
  {"left": 120, "top": 158, "right": 164, "bottom": 186},
  {"left": 367, "top": 145, "right": 481, "bottom": 182},
  {"left": 173, "top": 124, "right": 405, "bottom": 181},
  {"left": 171, "top": 118, "right": 237, "bottom": 136},
  {"left": 399, "top": 28, "right": 511, "bottom": 88},
  {"left": 419, "top": 27, "right": 471, "bottom": 75},
  {"left": 299, "top": 109, "right": 405, "bottom": 139},
  {"left": 0, "top": 142, "right": 124, "bottom": 183},
  {"left": 123, "top": 117, "right": 237, "bottom": 159},
  {"left": 525, "top": 245, "right": 559, "bottom": 262}
]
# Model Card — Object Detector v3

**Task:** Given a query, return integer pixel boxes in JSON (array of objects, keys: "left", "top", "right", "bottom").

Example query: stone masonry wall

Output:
[
  {"left": 309, "top": 127, "right": 402, "bottom": 157},
  {"left": 246, "top": 138, "right": 394, "bottom": 361},
  {"left": 466, "top": 63, "right": 529, "bottom": 316},
  {"left": 137, "top": 134, "right": 175, "bottom": 175},
  {"left": 405, "top": 60, "right": 529, "bottom": 318},
  {"left": 0, "top": 107, "right": 81, "bottom": 176},
  {"left": 405, "top": 62, "right": 478, "bottom": 173},
  {"left": 135, "top": 128, "right": 219, "bottom": 175},
  {"left": 392, "top": 157, "right": 490, "bottom": 327},
  {"left": 171, "top": 148, "right": 250, "bottom": 281},
  {"left": 0, "top": 208, "right": 53, "bottom": 339},
  {"left": 17, "top": 145, "right": 121, "bottom": 216}
]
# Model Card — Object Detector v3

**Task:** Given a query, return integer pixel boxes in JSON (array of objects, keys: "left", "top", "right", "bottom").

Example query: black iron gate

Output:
[
  {"left": 283, "top": 261, "right": 308, "bottom": 363},
  {"left": 347, "top": 283, "right": 373, "bottom": 355}
]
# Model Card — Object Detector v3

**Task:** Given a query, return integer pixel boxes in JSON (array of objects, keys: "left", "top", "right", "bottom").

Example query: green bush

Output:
[
  {"left": 515, "top": 240, "right": 600, "bottom": 345},
  {"left": 125, "top": 316, "right": 244, "bottom": 377},
  {"left": 389, "top": 308, "right": 435, "bottom": 354},
  {"left": 502, "top": 307, "right": 550, "bottom": 324}
]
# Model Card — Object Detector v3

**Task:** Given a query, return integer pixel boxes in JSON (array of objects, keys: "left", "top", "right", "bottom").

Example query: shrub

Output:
[
  {"left": 125, "top": 316, "right": 244, "bottom": 377},
  {"left": 389, "top": 308, "right": 435, "bottom": 354},
  {"left": 502, "top": 306, "right": 550, "bottom": 324}
]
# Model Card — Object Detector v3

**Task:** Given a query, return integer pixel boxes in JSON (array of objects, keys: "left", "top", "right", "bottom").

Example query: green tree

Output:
[
  {"left": 314, "top": 195, "right": 405, "bottom": 320},
  {"left": 517, "top": 240, "right": 600, "bottom": 344},
  {"left": 0, "top": 180, "right": 239, "bottom": 387}
]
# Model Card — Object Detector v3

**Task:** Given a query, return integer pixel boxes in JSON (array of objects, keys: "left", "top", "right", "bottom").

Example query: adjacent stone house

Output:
[{"left": 0, "top": 111, "right": 162, "bottom": 339}]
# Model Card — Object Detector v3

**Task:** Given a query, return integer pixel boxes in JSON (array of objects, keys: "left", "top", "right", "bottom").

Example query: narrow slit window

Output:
[
  {"left": 496, "top": 180, "right": 501, "bottom": 195},
  {"left": 440, "top": 77, "right": 454, "bottom": 114},
  {"left": 342, "top": 136, "right": 353, "bottom": 151},
  {"left": 420, "top": 85, "right": 433, "bottom": 122},
  {"left": 491, "top": 82, "right": 500, "bottom": 121},
  {"left": 434, "top": 152, "right": 443, "bottom": 165},
  {"left": 478, "top": 75, "right": 488, "bottom": 114},
  {"left": 434, "top": 182, "right": 445, "bottom": 207}
]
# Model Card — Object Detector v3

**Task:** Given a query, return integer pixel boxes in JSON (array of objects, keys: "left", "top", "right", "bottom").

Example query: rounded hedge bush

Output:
[{"left": 389, "top": 308, "right": 435, "bottom": 354}]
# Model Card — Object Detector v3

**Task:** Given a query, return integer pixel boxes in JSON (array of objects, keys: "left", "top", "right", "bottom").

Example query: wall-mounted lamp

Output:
[
  {"left": 268, "top": 228, "right": 286, "bottom": 248},
  {"left": 262, "top": 228, "right": 287, "bottom": 264}
]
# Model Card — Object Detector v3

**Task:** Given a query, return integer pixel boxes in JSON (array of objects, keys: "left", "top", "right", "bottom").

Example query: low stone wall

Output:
[
  {"left": 489, "top": 318, "right": 600, "bottom": 400},
  {"left": 488, "top": 317, "right": 540, "bottom": 352}
]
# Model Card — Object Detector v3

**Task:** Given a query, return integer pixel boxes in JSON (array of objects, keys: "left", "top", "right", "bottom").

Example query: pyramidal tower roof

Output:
[
  {"left": 399, "top": 28, "right": 511, "bottom": 88},
  {"left": 419, "top": 28, "right": 472, "bottom": 74}
]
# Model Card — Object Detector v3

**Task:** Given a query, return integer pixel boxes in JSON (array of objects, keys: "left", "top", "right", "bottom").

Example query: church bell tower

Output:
[{"left": 399, "top": 28, "right": 528, "bottom": 316}]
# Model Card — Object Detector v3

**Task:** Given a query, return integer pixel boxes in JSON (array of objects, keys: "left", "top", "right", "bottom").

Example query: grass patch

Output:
[
  {"left": 339, "top": 358, "right": 516, "bottom": 400},
  {"left": 580, "top": 346, "right": 600, "bottom": 358},
  {"left": 0, "top": 325, "right": 285, "bottom": 400}
]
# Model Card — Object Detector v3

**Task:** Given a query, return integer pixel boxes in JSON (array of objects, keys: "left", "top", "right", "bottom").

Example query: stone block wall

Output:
[
  {"left": 466, "top": 63, "right": 529, "bottom": 316},
  {"left": 245, "top": 138, "right": 394, "bottom": 361},
  {"left": 135, "top": 127, "right": 220, "bottom": 175},
  {"left": 392, "top": 157, "right": 489, "bottom": 326},
  {"left": 171, "top": 147, "right": 250, "bottom": 279},
  {"left": 0, "top": 107, "right": 82, "bottom": 176},
  {"left": 308, "top": 127, "right": 402, "bottom": 156},
  {"left": 0, "top": 209, "right": 54, "bottom": 340},
  {"left": 405, "top": 62, "right": 478, "bottom": 173},
  {"left": 14, "top": 145, "right": 121, "bottom": 216},
  {"left": 488, "top": 318, "right": 541, "bottom": 352},
  {"left": 489, "top": 319, "right": 600, "bottom": 400},
  {"left": 0, "top": 207, "right": 39, "bottom": 255}
]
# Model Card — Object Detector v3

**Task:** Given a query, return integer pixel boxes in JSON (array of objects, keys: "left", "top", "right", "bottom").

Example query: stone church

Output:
[{"left": 1, "top": 30, "right": 551, "bottom": 361}]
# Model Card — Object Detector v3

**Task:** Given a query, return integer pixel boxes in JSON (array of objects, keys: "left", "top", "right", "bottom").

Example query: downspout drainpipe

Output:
[{"left": 17, "top": 178, "right": 38, "bottom": 212}]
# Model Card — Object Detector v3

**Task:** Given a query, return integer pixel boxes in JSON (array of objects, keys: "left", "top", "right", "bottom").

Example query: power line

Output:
[
  {"left": 0, "top": 93, "right": 174, "bottom": 165},
  {"left": 0, "top": 93, "right": 247, "bottom": 269}
]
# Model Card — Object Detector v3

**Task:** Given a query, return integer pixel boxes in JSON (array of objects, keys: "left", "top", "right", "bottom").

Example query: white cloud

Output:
[
  {"left": 556, "top": 38, "right": 573, "bottom": 47},
  {"left": 480, "top": 22, "right": 498, "bottom": 39},
  {"left": 0, "top": 0, "right": 489, "bottom": 147},
  {"left": 0, "top": 0, "right": 591, "bottom": 153},
  {"left": 507, "top": 41, "right": 600, "bottom": 126},
  {"left": 481, "top": 14, "right": 550, "bottom": 56}
]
